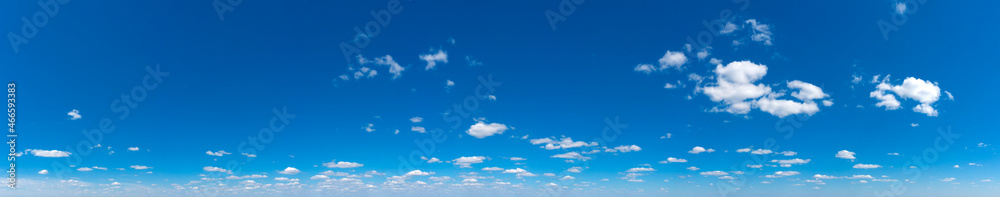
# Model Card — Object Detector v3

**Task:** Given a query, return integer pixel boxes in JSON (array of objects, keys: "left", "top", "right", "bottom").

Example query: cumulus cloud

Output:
[
  {"left": 130, "top": 165, "right": 151, "bottom": 170},
  {"left": 688, "top": 146, "right": 715, "bottom": 154},
  {"left": 28, "top": 149, "right": 71, "bottom": 157},
  {"left": 764, "top": 171, "right": 800, "bottom": 178},
  {"left": 278, "top": 167, "right": 301, "bottom": 175},
  {"left": 530, "top": 137, "right": 598, "bottom": 150},
  {"left": 626, "top": 167, "right": 656, "bottom": 172},
  {"left": 452, "top": 156, "right": 486, "bottom": 168},
  {"left": 466, "top": 121, "right": 509, "bottom": 138},
  {"left": 750, "top": 149, "right": 773, "bottom": 155},
  {"left": 38, "top": 170, "right": 48, "bottom": 174},
  {"left": 699, "top": 61, "right": 828, "bottom": 118},
  {"left": 411, "top": 126, "right": 426, "bottom": 133},
  {"left": 605, "top": 145, "right": 642, "bottom": 153},
  {"left": 853, "top": 164, "right": 882, "bottom": 169},
  {"left": 358, "top": 55, "right": 405, "bottom": 79},
  {"left": 206, "top": 150, "right": 231, "bottom": 156},
  {"left": 482, "top": 167, "right": 504, "bottom": 171},
  {"left": 659, "top": 157, "right": 687, "bottom": 163},
  {"left": 203, "top": 166, "right": 229, "bottom": 173},
  {"left": 409, "top": 117, "right": 423, "bottom": 123},
  {"left": 67, "top": 109, "right": 82, "bottom": 120},
  {"left": 128, "top": 147, "right": 139, "bottom": 151},
  {"left": 551, "top": 152, "right": 590, "bottom": 161},
  {"left": 835, "top": 150, "right": 856, "bottom": 160},
  {"left": 771, "top": 158, "right": 810, "bottom": 167},
  {"left": 700, "top": 171, "right": 729, "bottom": 176},
  {"left": 634, "top": 51, "right": 688, "bottom": 74},
  {"left": 745, "top": 19, "right": 773, "bottom": 45},
  {"left": 322, "top": 161, "right": 363, "bottom": 168},
  {"left": 405, "top": 170, "right": 432, "bottom": 176},
  {"left": 870, "top": 77, "right": 944, "bottom": 116},
  {"left": 419, "top": 49, "right": 448, "bottom": 70}
]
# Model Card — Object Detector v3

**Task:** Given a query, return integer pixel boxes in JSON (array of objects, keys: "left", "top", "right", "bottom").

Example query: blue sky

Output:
[{"left": 2, "top": 0, "right": 999, "bottom": 196}]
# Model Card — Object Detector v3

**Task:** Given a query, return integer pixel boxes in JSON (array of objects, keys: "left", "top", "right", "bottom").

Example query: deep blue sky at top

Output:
[{"left": 1, "top": 0, "right": 999, "bottom": 196}]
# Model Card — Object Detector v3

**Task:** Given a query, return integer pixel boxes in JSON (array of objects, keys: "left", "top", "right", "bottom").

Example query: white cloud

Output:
[
  {"left": 941, "top": 177, "right": 956, "bottom": 182},
  {"left": 242, "top": 153, "right": 256, "bottom": 157},
  {"left": 278, "top": 167, "right": 301, "bottom": 175},
  {"left": 322, "top": 161, "right": 363, "bottom": 168},
  {"left": 736, "top": 148, "right": 751, "bottom": 153},
  {"left": 452, "top": 156, "right": 486, "bottom": 168},
  {"left": 660, "top": 157, "right": 687, "bottom": 163},
  {"left": 686, "top": 166, "right": 700, "bottom": 171},
  {"left": 835, "top": 150, "right": 856, "bottom": 160},
  {"left": 77, "top": 167, "right": 93, "bottom": 171},
  {"left": 699, "top": 171, "right": 729, "bottom": 176},
  {"left": 779, "top": 151, "right": 798, "bottom": 156},
  {"left": 29, "top": 149, "right": 71, "bottom": 157},
  {"left": 405, "top": 170, "right": 432, "bottom": 176},
  {"left": 697, "top": 48, "right": 711, "bottom": 60},
  {"left": 445, "top": 80, "right": 455, "bottom": 87},
  {"left": 426, "top": 157, "right": 441, "bottom": 163},
  {"left": 870, "top": 77, "right": 944, "bottom": 116},
  {"left": 771, "top": 158, "right": 811, "bottom": 167},
  {"left": 310, "top": 175, "right": 330, "bottom": 180},
  {"left": 363, "top": 123, "right": 375, "bottom": 132},
  {"left": 482, "top": 167, "right": 504, "bottom": 171},
  {"left": 764, "top": 171, "right": 800, "bottom": 178},
  {"left": 750, "top": 149, "right": 773, "bottom": 155},
  {"left": 531, "top": 137, "right": 598, "bottom": 150},
  {"left": 419, "top": 49, "right": 448, "bottom": 70},
  {"left": 206, "top": 150, "right": 231, "bottom": 156},
  {"left": 688, "top": 146, "right": 715, "bottom": 154},
  {"left": 358, "top": 55, "right": 405, "bottom": 79},
  {"left": 896, "top": 3, "right": 907, "bottom": 14},
  {"left": 853, "top": 164, "right": 882, "bottom": 169},
  {"left": 560, "top": 175, "right": 575, "bottom": 181},
  {"left": 428, "top": 176, "right": 451, "bottom": 182},
  {"left": 203, "top": 166, "right": 229, "bottom": 173},
  {"left": 606, "top": 145, "right": 642, "bottom": 153},
  {"left": 128, "top": 147, "right": 139, "bottom": 151},
  {"left": 67, "top": 109, "right": 82, "bottom": 120},
  {"left": 566, "top": 167, "right": 583, "bottom": 173},
  {"left": 813, "top": 174, "right": 839, "bottom": 179},
  {"left": 634, "top": 64, "right": 656, "bottom": 74},
  {"left": 626, "top": 167, "right": 656, "bottom": 172},
  {"left": 38, "top": 170, "right": 48, "bottom": 174},
  {"left": 720, "top": 22, "right": 738, "bottom": 34},
  {"left": 411, "top": 126, "right": 426, "bottom": 133},
  {"left": 409, "top": 117, "right": 423, "bottom": 123},
  {"left": 130, "top": 165, "right": 151, "bottom": 170},
  {"left": 745, "top": 19, "right": 773, "bottom": 45},
  {"left": 466, "top": 121, "right": 509, "bottom": 138},
  {"left": 551, "top": 152, "right": 590, "bottom": 161},
  {"left": 659, "top": 51, "right": 688, "bottom": 70}
]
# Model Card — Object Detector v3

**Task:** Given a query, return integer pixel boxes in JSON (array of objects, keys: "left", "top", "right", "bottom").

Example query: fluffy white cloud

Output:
[
  {"left": 67, "top": 109, "right": 82, "bottom": 120},
  {"left": 411, "top": 126, "right": 426, "bottom": 133},
  {"left": 203, "top": 166, "right": 229, "bottom": 173},
  {"left": 750, "top": 149, "right": 773, "bottom": 155},
  {"left": 425, "top": 157, "right": 441, "bottom": 163},
  {"left": 310, "top": 175, "right": 330, "bottom": 180},
  {"left": 127, "top": 147, "right": 139, "bottom": 151},
  {"left": 626, "top": 167, "right": 656, "bottom": 172},
  {"left": 660, "top": 157, "right": 687, "bottom": 163},
  {"left": 745, "top": 19, "right": 773, "bottom": 45},
  {"left": 206, "top": 150, "right": 231, "bottom": 156},
  {"left": 605, "top": 145, "right": 642, "bottom": 153},
  {"left": 482, "top": 167, "right": 504, "bottom": 171},
  {"left": 358, "top": 55, "right": 405, "bottom": 79},
  {"left": 686, "top": 166, "right": 700, "bottom": 171},
  {"left": 323, "top": 161, "right": 363, "bottom": 168},
  {"left": 736, "top": 148, "right": 752, "bottom": 153},
  {"left": 700, "top": 61, "right": 827, "bottom": 117},
  {"left": 38, "top": 170, "right": 48, "bottom": 174},
  {"left": 29, "top": 149, "right": 71, "bottom": 157},
  {"left": 634, "top": 51, "right": 688, "bottom": 74},
  {"left": 466, "top": 121, "right": 509, "bottom": 138},
  {"left": 530, "top": 137, "right": 598, "bottom": 150},
  {"left": 700, "top": 171, "right": 729, "bottom": 176},
  {"left": 405, "top": 170, "right": 432, "bottom": 176},
  {"left": 77, "top": 167, "right": 93, "bottom": 171},
  {"left": 130, "top": 165, "right": 151, "bottom": 170},
  {"left": 764, "top": 171, "right": 800, "bottom": 178},
  {"left": 278, "top": 167, "right": 301, "bottom": 175},
  {"left": 720, "top": 22, "right": 738, "bottom": 34},
  {"left": 853, "top": 164, "right": 882, "bottom": 169},
  {"left": 870, "top": 77, "right": 944, "bottom": 116},
  {"left": 551, "top": 152, "right": 590, "bottom": 161},
  {"left": 771, "top": 158, "right": 810, "bottom": 167},
  {"left": 688, "top": 146, "right": 715, "bottom": 154},
  {"left": 566, "top": 167, "right": 583, "bottom": 173},
  {"left": 452, "top": 156, "right": 486, "bottom": 168},
  {"left": 409, "top": 117, "right": 423, "bottom": 123},
  {"left": 419, "top": 49, "right": 448, "bottom": 70},
  {"left": 814, "top": 174, "right": 839, "bottom": 179},
  {"left": 835, "top": 150, "right": 856, "bottom": 160}
]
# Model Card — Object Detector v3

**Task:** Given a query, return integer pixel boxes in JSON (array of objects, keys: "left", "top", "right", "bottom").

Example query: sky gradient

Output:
[{"left": 2, "top": 0, "right": 999, "bottom": 196}]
